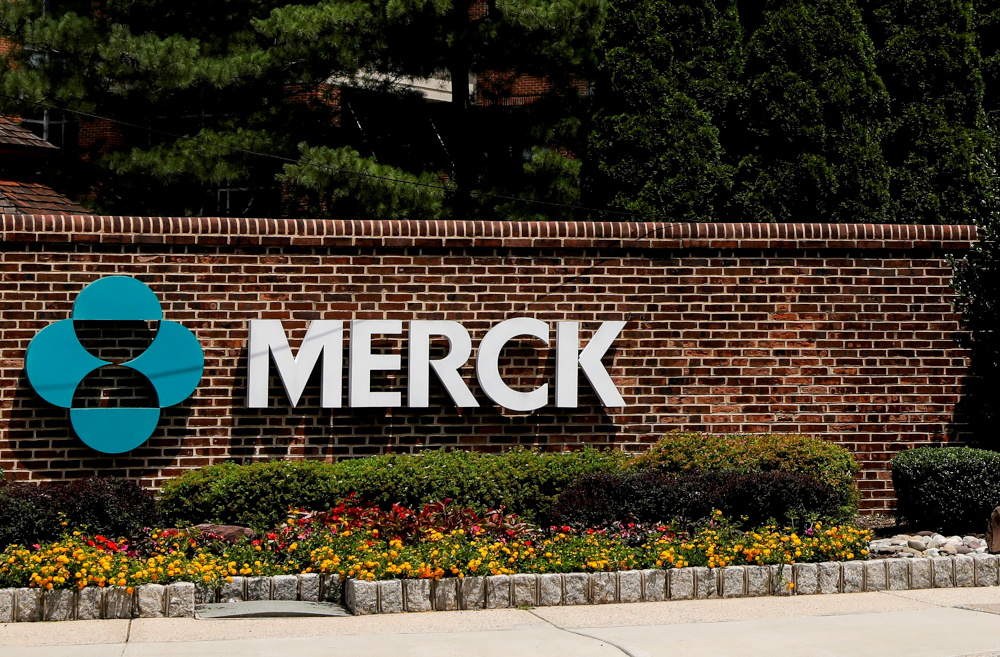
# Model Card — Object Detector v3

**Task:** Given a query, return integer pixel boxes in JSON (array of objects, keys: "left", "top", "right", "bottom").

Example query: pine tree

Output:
[
  {"left": 0, "top": 0, "right": 604, "bottom": 219},
  {"left": 947, "top": 127, "right": 1000, "bottom": 443},
  {"left": 940, "top": 3, "right": 1000, "bottom": 440},
  {"left": 974, "top": 1, "right": 1000, "bottom": 124},
  {"left": 861, "top": 0, "right": 990, "bottom": 224},
  {"left": 731, "top": 0, "right": 890, "bottom": 223},
  {"left": 586, "top": 0, "right": 742, "bottom": 221}
]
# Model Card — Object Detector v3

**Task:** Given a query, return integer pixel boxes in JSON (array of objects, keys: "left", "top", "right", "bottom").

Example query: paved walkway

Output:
[{"left": 4, "top": 587, "right": 1000, "bottom": 656}]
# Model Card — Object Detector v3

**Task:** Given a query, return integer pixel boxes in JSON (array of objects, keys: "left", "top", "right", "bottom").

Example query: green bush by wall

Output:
[
  {"left": 629, "top": 432, "right": 860, "bottom": 517},
  {"left": 551, "top": 469, "right": 851, "bottom": 529},
  {"left": 0, "top": 478, "right": 159, "bottom": 549},
  {"left": 158, "top": 448, "right": 628, "bottom": 531},
  {"left": 892, "top": 446, "right": 1000, "bottom": 531}
]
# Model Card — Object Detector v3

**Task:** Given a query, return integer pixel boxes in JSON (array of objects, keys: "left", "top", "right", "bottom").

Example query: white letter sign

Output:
[
  {"left": 555, "top": 321, "right": 627, "bottom": 407},
  {"left": 408, "top": 321, "right": 479, "bottom": 407},
  {"left": 349, "top": 320, "right": 403, "bottom": 407},
  {"left": 247, "top": 320, "right": 343, "bottom": 408},
  {"left": 246, "top": 317, "right": 626, "bottom": 410},
  {"left": 475, "top": 317, "right": 549, "bottom": 412}
]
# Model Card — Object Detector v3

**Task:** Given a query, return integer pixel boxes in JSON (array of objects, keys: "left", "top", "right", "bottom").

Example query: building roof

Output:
[
  {"left": 0, "top": 117, "right": 58, "bottom": 152},
  {"left": 0, "top": 180, "right": 88, "bottom": 215}
]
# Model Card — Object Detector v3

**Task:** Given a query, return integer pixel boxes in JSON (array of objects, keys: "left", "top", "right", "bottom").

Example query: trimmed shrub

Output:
[
  {"left": 157, "top": 460, "right": 339, "bottom": 532},
  {"left": 0, "top": 477, "right": 159, "bottom": 548},
  {"left": 550, "top": 470, "right": 849, "bottom": 529},
  {"left": 893, "top": 447, "right": 1000, "bottom": 532},
  {"left": 0, "top": 485, "right": 63, "bottom": 549},
  {"left": 158, "top": 448, "right": 627, "bottom": 531},
  {"left": 629, "top": 432, "right": 860, "bottom": 516}
]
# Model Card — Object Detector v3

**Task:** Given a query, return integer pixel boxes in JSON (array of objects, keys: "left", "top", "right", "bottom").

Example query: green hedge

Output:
[
  {"left": 0, "top": 478, "right": 159, "bottom": 548},
  {"left": 158, "top": 448, "right": 627, "bottom": 531},
  {"left": 552, "top": 469, "right": 852, "bottom": 529},
  {"left": 892, "top": 447, "right": 1000, "bottom": 532},
  {"left": 628, "top": 432, "right": 860, "bottom": 517},
  {"left": 159, "top": 434, "right": 865, "bottom": 532}
]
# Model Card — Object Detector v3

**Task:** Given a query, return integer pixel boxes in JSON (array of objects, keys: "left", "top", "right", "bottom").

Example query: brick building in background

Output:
[
  {"left": 0, "top": 118, "right": 87, "bottom": 215},
  {"left": 1, "top": 0, "right": 586, "bottom": 216}
]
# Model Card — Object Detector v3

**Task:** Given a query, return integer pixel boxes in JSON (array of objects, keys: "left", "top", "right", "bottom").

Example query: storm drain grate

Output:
[{"left": 195, "top": 601, "right": 350, "bottom": 619}]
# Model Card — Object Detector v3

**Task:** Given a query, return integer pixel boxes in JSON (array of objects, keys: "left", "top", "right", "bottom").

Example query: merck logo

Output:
[
  {"left": 23, "top": 277, "right": 627, "bottom": 452},
  {"left": 25, "top": 277, "right": 204, "bottom": 454}
]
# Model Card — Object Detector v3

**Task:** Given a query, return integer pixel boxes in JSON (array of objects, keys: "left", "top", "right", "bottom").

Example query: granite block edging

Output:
[
  {"left": 341, "top": 554, "right": 1000, "bottom": 615},
  {"left": 4, "top": 555, "right": 1000, "bottom": 621},
  {"left": 0, "top": 573, "right": 342, "bottom": 622}
]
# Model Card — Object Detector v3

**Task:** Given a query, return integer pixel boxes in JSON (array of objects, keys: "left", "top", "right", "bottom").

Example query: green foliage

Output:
[
  {"left": 588, "top": 0, "right": 997, "bottom": 224},
  {"left": 732, "top": 0, "right": 890, "bottom": 223},
  {"left": 488, "top": 146, "right": 582, "bottom": 220},
  {"left": 892, "top": 446, "right": 1000, "bottom": 532},
  {"left": 948, "top": 128, "right": 1000, "bottom": 441},
  {"left": 0, "top": 0, "right": 604, "bottom": 218},
  {"left": 0, "top": 488, "right": 62, "bottom": 550},
  {"left": 158, "top": 460, "right": 341, "bottom": 532},
  {"left": 278, "top": 143, "right": 448, "bottom": 219},
  {"left": 551, "top": 470, "right": 851, "bottom": 529},
  {"left": 629, "top": 431, "right": 860, "bottom": 516},
  {"left": 158, "top": 448, "right": 627, "bottom": 531},
  {"left": 0, "top": 478, "right": 160, "bottom": 549},
  {"left": 862, "top": 0, "right": 990, "bottom": 225},
  {"left": 588, "top": 0, "right": 740, "bottom": 221},
  {"left": 977, "top": 0, "right": 1000, "bottom": 124}
]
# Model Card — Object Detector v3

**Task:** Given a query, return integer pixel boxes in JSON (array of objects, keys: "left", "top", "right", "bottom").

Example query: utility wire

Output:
[
  {"left": 0, "top": 92, "right": 647, "bottom": 220},
  {"left": 1, "top": 93, "right": 451, "bottom": 192}
]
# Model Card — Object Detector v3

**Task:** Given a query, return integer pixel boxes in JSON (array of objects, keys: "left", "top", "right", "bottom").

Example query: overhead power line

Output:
[{"left": 0, "top": 93, "right": 647, "bottom": 220}]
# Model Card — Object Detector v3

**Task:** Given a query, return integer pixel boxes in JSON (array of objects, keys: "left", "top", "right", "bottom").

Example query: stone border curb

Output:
[
  {"left": 3, "top": 555, "right": 999, "bottom": 621},
  {"left": 339, "top": 555, "right": 1000, "bottom": 615},
  {"left": 0, "top": 573, "right": 341, "bottom": 622}
]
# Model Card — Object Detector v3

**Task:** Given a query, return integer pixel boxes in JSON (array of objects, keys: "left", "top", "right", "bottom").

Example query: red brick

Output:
[{"left": 0, "top": 215, "right": 978, "bottom": 512}]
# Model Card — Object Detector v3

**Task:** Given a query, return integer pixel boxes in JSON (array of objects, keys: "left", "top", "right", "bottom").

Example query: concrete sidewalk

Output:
[{"left": 4, "top": 587, "right": 1000, "bottom": 657}]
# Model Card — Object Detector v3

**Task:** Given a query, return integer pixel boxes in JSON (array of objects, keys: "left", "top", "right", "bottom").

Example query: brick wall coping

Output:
[{"left": 0, "top": 215, "right": 979, "bottom": 251}]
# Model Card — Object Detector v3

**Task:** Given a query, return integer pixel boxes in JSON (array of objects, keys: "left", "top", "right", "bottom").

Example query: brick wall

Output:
[
  {"left": 77, "top": 119, "right": 128, "bottom": 156},
  {"left": 0, "top": 216, "right": 978, "bottom": 511},
  {"left": 476, "top": 70, "right": 588, "bottom": 107}
]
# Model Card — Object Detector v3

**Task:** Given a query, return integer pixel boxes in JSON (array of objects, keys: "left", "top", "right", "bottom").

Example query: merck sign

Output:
[
  {"left": 26, "top": 277, "right": 627, "bottom": 454},
  {"left": 247, "top": 318, "right": 626, "bottom": 412}
]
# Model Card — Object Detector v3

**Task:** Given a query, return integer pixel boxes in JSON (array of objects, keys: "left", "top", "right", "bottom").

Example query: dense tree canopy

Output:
[
  {"left": 587, "top": 0, "right": 999, "bottom": 224},
  {"left": 586, "top": 0, "right": 741, "bottom": 221},
  {"left": 0, "top": 0, "right": 603, "bottom": 218},
  {"left": 732, "top": 0, "right": 890, "bottom": 223},
  {"left": 3, "top": 0, "right": 1000, "bottom": 223},
  {"left": 864, "top": 0, "right": 989, "bottom": 224}
]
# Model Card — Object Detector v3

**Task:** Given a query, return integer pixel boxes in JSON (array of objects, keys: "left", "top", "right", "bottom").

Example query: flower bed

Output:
[{"left": 0, "top": 500, "right": 872, "bottom": 592}]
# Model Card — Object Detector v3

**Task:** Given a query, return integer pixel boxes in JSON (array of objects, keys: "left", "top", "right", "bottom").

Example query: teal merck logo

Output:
[{"left": 25, "top": 277, "right": 203, "bottom": 454}]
